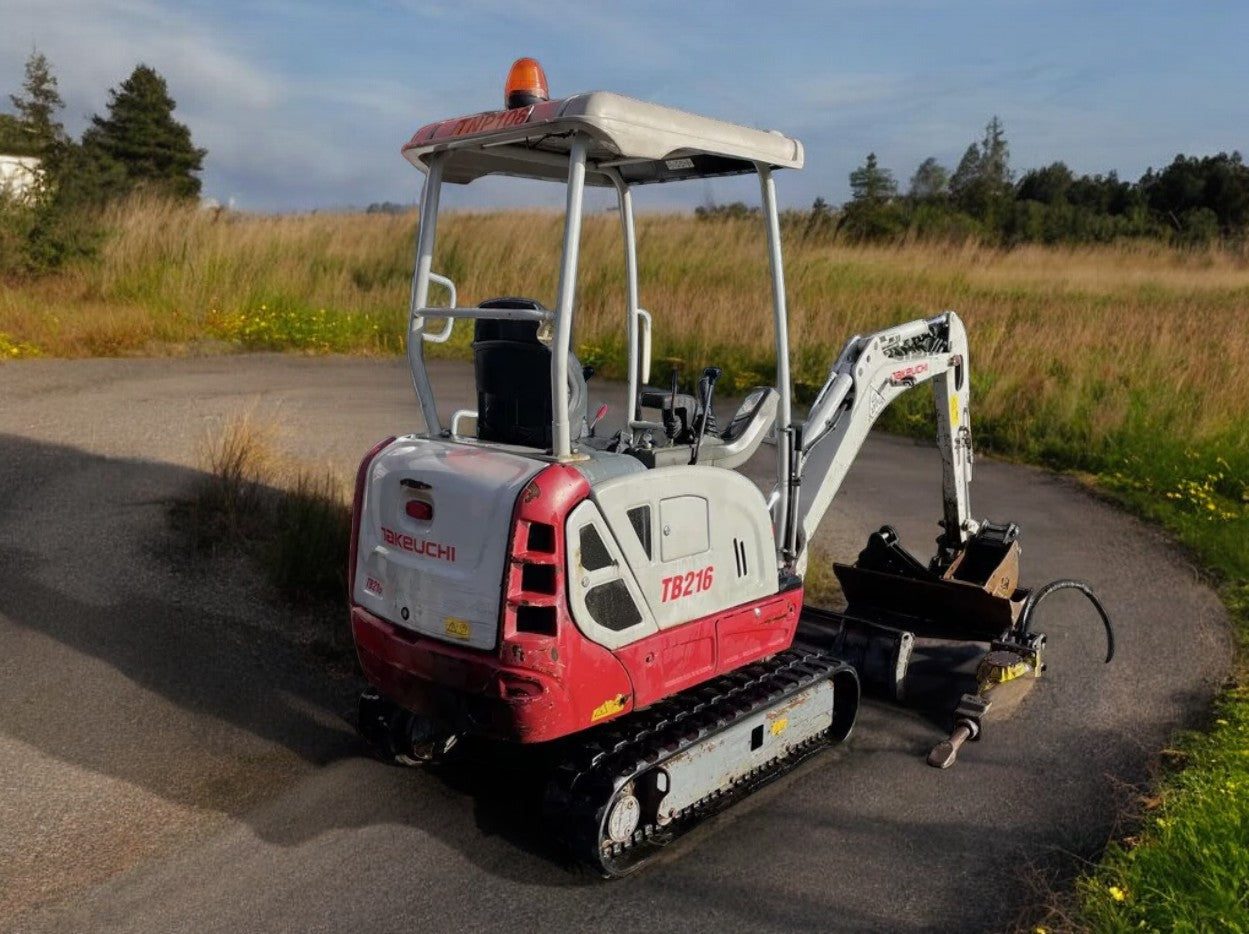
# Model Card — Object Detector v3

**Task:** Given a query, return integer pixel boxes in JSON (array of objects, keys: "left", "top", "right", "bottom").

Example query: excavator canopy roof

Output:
[{"left": 401, "top": 91, "right": 804, "bottom": 186}]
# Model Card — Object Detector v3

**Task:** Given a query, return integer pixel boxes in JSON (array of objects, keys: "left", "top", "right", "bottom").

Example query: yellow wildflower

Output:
[{"left": 1108, "top": 885, "right": 1127, "bottom": 902}]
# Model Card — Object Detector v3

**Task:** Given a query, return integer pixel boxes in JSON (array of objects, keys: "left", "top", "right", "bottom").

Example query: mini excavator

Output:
[{"left": 349, "top": 59, "right": 1113, "bottom": 876}]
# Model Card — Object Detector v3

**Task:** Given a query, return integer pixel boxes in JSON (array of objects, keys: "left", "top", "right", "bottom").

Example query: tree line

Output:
[
  {"left": 0, "top": 50, "right": 205, "bottom": 273},
  {"left": 700, "top": 116, "right": 1249, "bottom": 248}
]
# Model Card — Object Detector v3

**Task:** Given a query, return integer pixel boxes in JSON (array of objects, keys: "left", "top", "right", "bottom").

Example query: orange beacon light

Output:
[{"left": 504, "top": 57, "right": 549, "bottom": 109}]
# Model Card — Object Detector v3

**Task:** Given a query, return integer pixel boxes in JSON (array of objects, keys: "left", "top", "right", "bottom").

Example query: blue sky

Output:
[{"left": 2, "top": 0, "right": 1244, "bottom": 213}]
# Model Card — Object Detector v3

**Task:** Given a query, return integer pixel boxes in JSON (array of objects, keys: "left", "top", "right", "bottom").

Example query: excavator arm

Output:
[{"left": 781, "top": 311, "right": 976, "bottom": 575}]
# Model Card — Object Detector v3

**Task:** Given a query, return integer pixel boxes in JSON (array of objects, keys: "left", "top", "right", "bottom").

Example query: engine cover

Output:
[{"left": 352, "top": 437, "right": 543, "bottom": 651}]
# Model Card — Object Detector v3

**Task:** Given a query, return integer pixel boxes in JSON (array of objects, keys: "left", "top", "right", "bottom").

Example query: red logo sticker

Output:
[
  {"left": 381, "top": 526, "right": 457, "bottom": 563},
  {"left": 890, "top": 362, "right": 929, "bottom": 383}
]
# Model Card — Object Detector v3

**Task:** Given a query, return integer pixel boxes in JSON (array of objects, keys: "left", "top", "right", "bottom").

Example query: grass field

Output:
[{"left": 3, "top": 197, "right": 1247, "bottom": 929}]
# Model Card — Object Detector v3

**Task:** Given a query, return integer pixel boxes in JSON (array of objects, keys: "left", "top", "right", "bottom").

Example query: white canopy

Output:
[{"left": 401, "top": 91, "right": 804, "bottom": 186}]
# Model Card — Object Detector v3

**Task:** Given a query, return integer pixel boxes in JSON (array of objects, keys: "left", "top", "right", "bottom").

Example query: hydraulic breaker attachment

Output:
[{"left": 926, "top": 635, "right": 1045, "bottom": 769}]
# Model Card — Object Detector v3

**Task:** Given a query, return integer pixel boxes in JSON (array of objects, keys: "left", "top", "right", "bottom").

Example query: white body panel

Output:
[
  {"left": 353, "top": 437, "right": 542, "bottom": 650},
  {"left": 581, "top": 466, "right": 776, "bottom": 633}
]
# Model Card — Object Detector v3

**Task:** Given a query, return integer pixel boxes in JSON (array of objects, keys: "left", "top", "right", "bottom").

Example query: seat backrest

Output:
[{"left": 473, "top": 298, "right": 587, "bottom": 448}]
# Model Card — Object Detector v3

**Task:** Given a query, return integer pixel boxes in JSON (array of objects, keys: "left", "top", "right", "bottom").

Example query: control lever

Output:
[
  {"left": 690, "top": 366, "right": 723, "bottom": 465},
  {"left": 589, "top": 403, "right": 608, "bottom": 437},
  {"left": 663, "top": 369, "right": 680, "bottom": 440}
]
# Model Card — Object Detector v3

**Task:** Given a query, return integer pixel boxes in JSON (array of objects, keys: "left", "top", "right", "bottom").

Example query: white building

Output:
[{"left": 0, "top": 154, "right": 42, "bottom": 202}]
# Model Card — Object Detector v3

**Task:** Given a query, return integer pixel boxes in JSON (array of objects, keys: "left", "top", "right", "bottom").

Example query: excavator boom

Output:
[{"left": 785, "top": 311, "right": 975, "bottom": 574}]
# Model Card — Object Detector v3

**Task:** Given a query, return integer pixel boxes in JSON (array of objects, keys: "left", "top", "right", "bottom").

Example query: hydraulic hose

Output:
[{"left": 1017, "top": 579, "right": 1115, "bottom": 663}]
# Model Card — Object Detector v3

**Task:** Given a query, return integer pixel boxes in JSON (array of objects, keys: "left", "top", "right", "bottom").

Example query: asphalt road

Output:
[{"left": 0, "top": 355, "right": 1232, "bottom": 933}]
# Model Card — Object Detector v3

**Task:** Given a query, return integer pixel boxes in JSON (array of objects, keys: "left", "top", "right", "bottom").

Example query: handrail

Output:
[
  {"left": 421, "top": 273, "right": 457, "bottom": 343},
  {"left": 636, "top": 308, "right": 652, "bottom": 385},
  {"left": 450, "top": 409, "right": 478, "bottom": 437}
]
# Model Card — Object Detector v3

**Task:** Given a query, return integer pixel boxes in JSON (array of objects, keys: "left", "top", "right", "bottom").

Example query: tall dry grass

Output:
[
  {"left": 3, "top": 199, "right": 1247, "bottom": 570},
  {"left": 175, "top": 411, "right": 351, "bottom": 607},
  {"left": 7, "top": 199, "right": 1246, "bottom": 446},
  {"left": 0, "top": 197, "right": 417, "bottom": 355}
]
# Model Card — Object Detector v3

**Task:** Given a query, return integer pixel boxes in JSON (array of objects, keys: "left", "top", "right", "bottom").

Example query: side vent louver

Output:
[
  {"left": 733, "top": 537, "right": 748, "bottom": 578},
  {"left": 507, "top": 519, "right": 560, "bottom": 637}
]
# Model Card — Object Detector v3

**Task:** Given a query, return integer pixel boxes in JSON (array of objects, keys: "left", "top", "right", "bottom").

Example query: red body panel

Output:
[
  {"left": 613, "top": 589, "right": 802, "bottom": 709},
  {"left": 351, "top": 449, "right": 804, "bottom": 744},
  {"left": 491, "top": 463, "right": 635, "bottom": 739},
  {"left": 353, "top": 605, "right": 592, "bottom": 743},
  {"left": 352, "top": 461, "right": 632, "bottom": 743},
  {"left": 349, "top": 435, "right": 396, "bottom": 599}
]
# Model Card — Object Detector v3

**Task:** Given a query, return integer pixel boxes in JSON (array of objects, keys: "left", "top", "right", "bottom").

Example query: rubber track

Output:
[{"left": 545, "top": 649, "right": 855, "bottom": 877}]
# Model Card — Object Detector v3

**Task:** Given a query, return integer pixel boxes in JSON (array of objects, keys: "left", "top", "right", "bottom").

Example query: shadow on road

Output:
[{"left": 0, "top": 434, "right": 363, "bottom": 812}]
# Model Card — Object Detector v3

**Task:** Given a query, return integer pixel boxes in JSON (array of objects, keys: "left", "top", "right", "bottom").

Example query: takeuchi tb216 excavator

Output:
[{"left": 349, "top": 59, "right": 1114, "bottom": 876}]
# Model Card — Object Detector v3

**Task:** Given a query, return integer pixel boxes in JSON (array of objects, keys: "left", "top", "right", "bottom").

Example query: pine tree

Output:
[
  {"left": 949, "top": 144, "right": 982, "bottom": 205},
  {"left": 979, "top": 116, "right": 1011, "bottom": 195},
  {"left": 949, "top": 117, "right": 1013, "bottom": 226},
  {"left": 849, "top": 153, "right": 897, "bottom": 203},
  {"left": 7, "top": 50, "right": 66, "bottom": 159},
  {"left": 908, "top": 157, "right": 949, "bottom": 200},
  {"left": 842, "top": 153, "right": 903, "bottom": 241},
  {"left": 81, "top": 65, "right": 206, "bottom": 199}
]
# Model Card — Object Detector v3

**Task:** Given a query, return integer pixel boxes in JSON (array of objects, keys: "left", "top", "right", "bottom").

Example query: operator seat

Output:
[{"left": 473, "top": 297, "right": 589, "bottom": 449}]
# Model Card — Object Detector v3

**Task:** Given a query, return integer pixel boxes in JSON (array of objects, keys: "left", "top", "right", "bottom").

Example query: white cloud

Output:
[
  {"left": 1, "top": 0, "right": 409, "bottom": 209},
  {"left": 2, "top": 0, "right": 282, "bottom": 120}
]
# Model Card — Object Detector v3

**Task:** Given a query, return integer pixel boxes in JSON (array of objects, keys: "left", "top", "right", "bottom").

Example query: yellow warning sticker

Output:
[
  {"left": 770, "top": 717, "right": 789, "bottom": 736},
  {"left": 950, "top": 394, "right": 960, "bottom": 427},
  {"left": 591, "top": 694, "right": 628, "bottom": 722},
  {"left": 444, "top": 617, "right": 471, "bottom": 639}
]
